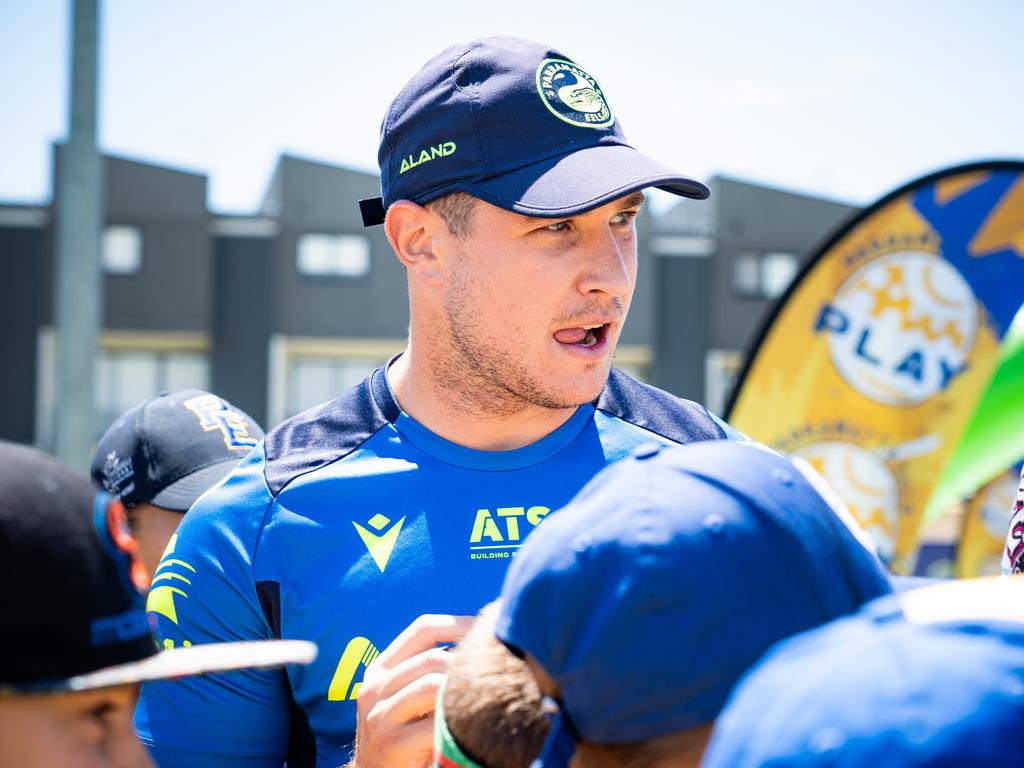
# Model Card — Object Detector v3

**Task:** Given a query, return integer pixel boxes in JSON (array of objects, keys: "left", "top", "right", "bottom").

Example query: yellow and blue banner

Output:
[
  {"left": 955, "top": 466, "right": 1022, "bottom": 578},
  {"left": 727, "top": 161, "right": 1024, "bottom": 573}
]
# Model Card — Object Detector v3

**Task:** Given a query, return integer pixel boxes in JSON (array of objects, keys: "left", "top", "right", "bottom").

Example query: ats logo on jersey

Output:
[
  {"left": 146, "top": 534, "right": 195, "bottom": 649},
  {"left": 469, "top": 505, "right": 551, "bottom": 559},
  {"left": 353, "top": 514, "right": 406, "bottom": 573},
  {"left": 328, "top": 636, "right": 380, "bottom": 701}
]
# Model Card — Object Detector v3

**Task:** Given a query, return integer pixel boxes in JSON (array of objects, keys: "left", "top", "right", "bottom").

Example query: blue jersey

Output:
[{"left": 136, "top": 366, "right": 728, "bottom": 767}]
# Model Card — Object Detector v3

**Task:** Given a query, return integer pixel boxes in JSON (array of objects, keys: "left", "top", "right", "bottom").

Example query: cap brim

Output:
[
  {"left": 361, "top": 144, "right": 710, "bottom": 227},
  {"left": 149, "top": 459, "right": 242, "bottom": 512},
  {"left": 3, "top": 640, "right": 317, "bottom": 695},
  {"left": 454, "top": 144, "right": 709, "bottom": 218},
  {"left": 890, "top": 575, "right": 945, "bottom": 594}
]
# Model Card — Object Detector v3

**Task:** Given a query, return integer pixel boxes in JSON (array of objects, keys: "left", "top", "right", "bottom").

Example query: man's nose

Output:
[{"left": 575, "top": 225, "right": 634, "bottom": 298}]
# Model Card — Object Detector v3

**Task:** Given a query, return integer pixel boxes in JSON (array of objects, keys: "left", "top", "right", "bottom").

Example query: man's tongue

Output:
[
  {"left": 554, "top": 328, "right": 588, "bottom": 344},
  {"left": 555, "top": 327, "right": 601, "bottom": 346}
]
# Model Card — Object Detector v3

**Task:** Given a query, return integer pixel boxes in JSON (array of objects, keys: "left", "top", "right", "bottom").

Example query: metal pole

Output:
[{"left": 53, "top": 0, "right": 103, "bottom": 469}]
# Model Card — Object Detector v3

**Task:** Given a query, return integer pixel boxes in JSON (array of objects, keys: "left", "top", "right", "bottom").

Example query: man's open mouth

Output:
[{"left": 553, "top": 323, "right": 609, "bottom": 348}]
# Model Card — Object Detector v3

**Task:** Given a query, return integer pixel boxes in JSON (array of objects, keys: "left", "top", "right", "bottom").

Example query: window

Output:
[
  {"left": 267, "top": 337, "right": 407, "bottom": 426},
  {"left": 732, "top": 251, "right": 799, "bottom": 299},
  {"left": 297, "top": 234, "right": 370, "bottom": 278},
  {"left": 761, "top": 252, "right": 799, "bottom": 298},
  {"left": 649, "top": 235, "right": 715, "bottom": 258},
  {"left": 287, "top": 357, "right": 381, "bottom": 416},
  {"left": 733, "top": 252, "right": 761, "bottom": 296},
  {"left": 102, "top": 225, "right": 142, "bottom": 274},
  {"left": 95, "top": 349, "right": 209, "bottom": 438}
]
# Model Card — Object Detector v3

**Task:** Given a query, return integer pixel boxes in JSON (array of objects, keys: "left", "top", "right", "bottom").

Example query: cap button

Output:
[{"left": 632, "top": 442, "right": 663, "bottom": 460}]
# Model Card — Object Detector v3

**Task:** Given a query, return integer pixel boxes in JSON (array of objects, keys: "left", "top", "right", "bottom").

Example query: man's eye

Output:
[
  {"left": 612, "top": 211, "right": 639, "bottom": 226},
  {"left": 543, "top": 221, "right": 571, "bottom": 233}
]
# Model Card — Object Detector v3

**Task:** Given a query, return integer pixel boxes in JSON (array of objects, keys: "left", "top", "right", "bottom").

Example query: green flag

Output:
[{"left": 925, "top": 304, "right": 1024, "bottom": 522}]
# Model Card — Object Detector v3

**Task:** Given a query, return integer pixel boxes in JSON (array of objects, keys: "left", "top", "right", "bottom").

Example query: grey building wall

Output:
[
  {"left": 266, "top": 156, "right": 409, "bottom": 338},
  {"left": 43, "top": 149, "right": 211, "bottom": 331},
  {"left": 653, "top": 256, "right": 712, "bottom": 400},
  {"left": 1, "top": 149, "right": 864, "bottom": 444},
  {"left": 619, "top": 206, "right": 655, "bottom": 347},
  {"left": 100, "top": 155, "right": 210, "bottom": 331},
  {"left": 0, "top": 217, "right": 46, "bottom": 443},
  {"left": 709, "top": 176, "right": 856, "bottom": 352},
  {"left": 211, "top": 233, "right": 274, "bottom": 427}
]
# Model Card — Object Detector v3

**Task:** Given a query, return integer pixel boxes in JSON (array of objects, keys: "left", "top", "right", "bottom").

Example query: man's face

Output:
[
  {"left": 0, "top": 684, "right": 153, "bottom": 768},
  {"left": 438, "top": 192, "right": 643, "bottom": 412}
]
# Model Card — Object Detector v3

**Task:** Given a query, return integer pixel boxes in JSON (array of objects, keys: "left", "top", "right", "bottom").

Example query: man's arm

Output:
[{"left": 136, "top": 447, "right": 292, "bottom": 767}]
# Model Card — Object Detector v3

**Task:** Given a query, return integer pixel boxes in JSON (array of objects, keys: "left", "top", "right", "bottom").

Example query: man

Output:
[
  {"left": 0, "top": 441, "right": 314, "bottom": 768},
  {"left": 91, "top": 389, "right": 264, "bottom": 575},
  {"left": 490, "top": 440, "right": 892, "bottom": 767},
  {"left": 137, "top": 36, "right": 739, "bottom": 768},
  {"left": 702, "top": 577, "right": 1024, "bottom": 767}
]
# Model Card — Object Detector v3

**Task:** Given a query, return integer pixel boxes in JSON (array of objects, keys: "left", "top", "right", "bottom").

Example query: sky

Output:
[{"left": 1, "top": 0, "right": 1022, "bottom": 214}]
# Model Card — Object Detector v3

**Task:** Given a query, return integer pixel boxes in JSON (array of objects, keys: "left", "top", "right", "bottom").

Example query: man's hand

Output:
[{"left": 350, "top": 613, "right": 474, "bottom": 768}]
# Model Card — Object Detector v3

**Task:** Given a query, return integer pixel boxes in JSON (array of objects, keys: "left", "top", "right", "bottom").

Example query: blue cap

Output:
[
  {"left": 703, "top": 577, "right": 1024, "bottom": 767},
  {"left": 495, "top": 441, "right": 892, "bottom": 766},
  {"left": 359, "top": 36, "right": 709, "bottom": 226}
]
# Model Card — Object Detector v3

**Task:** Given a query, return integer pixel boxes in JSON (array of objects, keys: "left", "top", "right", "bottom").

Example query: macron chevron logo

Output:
[{"left": 353, "top": 514, "right": 406, "bottom": 573}]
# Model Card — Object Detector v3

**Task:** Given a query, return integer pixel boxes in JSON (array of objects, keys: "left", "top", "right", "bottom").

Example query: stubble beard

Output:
[{"left": 434, "top": 262, "right": 608, "bottom": 419}]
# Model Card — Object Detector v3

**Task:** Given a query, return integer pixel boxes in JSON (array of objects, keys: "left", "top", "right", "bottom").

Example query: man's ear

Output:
[{"left": 385, "top": 200, "right": 446, "bottom": 285}]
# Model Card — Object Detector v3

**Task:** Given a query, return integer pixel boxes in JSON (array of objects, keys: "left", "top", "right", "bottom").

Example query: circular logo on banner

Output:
[
  {"left": 795, "top": 442, "right": 900, "bottom": 564},
  {"left": 825, "top": 251, "right": 977, "bottom": 406},
  {"left": 536, "top": 59, "right": 614, "bottom": 129}
]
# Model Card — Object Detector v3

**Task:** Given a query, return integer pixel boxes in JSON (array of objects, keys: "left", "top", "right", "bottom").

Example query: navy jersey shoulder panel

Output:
[
  {"left": 264, "top": 367, "right": 400, "bottom": 496},
  {"left": 595, "top": 368, "right": 725, "bottom": 444}
]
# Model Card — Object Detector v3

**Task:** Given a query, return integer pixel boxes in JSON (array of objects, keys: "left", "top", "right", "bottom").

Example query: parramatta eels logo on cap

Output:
[
  {"left": 814, "top": 242, "right": 978, "bottom": 407},
  {"left": 536, "top": 58, "right": 613, "bottom": 129}
]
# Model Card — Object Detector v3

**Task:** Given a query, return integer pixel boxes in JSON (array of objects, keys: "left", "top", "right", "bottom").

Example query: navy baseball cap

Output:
[
  {"left": 495, "top": 441, "right": 892, "bottom": 766},
  {"left": 0, "top": 441, "right": 314, "bottom": 694},
  {"left": 91, "top": 389, "right": 264, "bottom": 512},
  {"left": 359, "top": 36, "right": 709, "bottom": 226},
  {"left": 703, "top": 577, "right": 1024, "bottom": 767}
]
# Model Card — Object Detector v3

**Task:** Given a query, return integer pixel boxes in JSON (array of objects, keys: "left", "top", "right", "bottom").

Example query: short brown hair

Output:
[
  {"left": 424, "top": 191, "right": 478, "bottom": 238},
  {"left": 443, "top": 602, "right": 549, "bottom": 768}
]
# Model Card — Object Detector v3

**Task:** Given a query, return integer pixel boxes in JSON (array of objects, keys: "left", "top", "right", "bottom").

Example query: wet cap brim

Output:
[
  {"left": 148, "top": 458, "right": 242, "bottom": 512},
  {"left": 1, "top": 640, "right": 317, "bottom": 695},
  {"left": 360, "top": 144, "right": 709, "bottom": 226}
]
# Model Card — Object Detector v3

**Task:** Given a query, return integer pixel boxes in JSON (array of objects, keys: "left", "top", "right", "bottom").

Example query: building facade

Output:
[{"left": 0, "top": 151, "right": 856, "bottom": 448}]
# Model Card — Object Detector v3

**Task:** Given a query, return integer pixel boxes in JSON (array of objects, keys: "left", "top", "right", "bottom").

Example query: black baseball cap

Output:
[
  {"left": 0, "top": 441, "right": 315, "bottom": 695},
  {"left": 91, "top": 389, "right": 264, "bottom": 512},
  {"left": 359, "top": 36, "right": 709, "bottom": 226}
]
